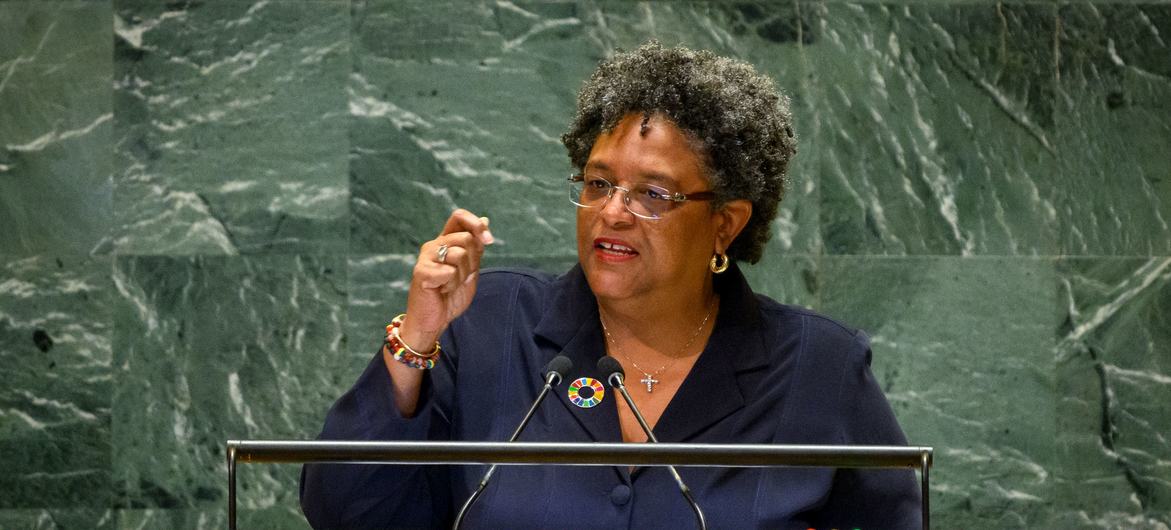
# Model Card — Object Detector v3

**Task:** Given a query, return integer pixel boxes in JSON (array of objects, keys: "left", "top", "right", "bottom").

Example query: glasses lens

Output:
[
  {"left": 570, "top": 176, "right": 612, "bottom": 208},
  {"left": 568, "top": 176, "right": 673, "bottom": 220},
  {"left": 569, "top": 178, "right": 587, "bottom": 207},
  {"left": 628, "top": 183, "right": 672, "bottom": 219}
]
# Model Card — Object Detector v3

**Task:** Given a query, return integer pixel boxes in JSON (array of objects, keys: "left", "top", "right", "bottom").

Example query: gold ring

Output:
[{"left": 436, "top": 244, "right": 449, "bottom": 264}]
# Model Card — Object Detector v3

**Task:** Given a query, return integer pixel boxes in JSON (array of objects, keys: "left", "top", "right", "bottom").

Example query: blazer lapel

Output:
[
  {"left": 652, "top": 264, "right": 770, "bottom": 443},
  {"left": 549, "top": 318, "right": 623, "bottom": 443},
  {"left": 533, "top": 266, "right": 622, "bottom": 443},
  {"left": 530, "top": 263, "right": 770, "bottom": 444}
]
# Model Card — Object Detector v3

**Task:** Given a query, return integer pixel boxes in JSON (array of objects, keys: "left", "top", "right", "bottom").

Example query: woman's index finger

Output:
[{"left": 440, "top": 209, "right": 494, "bottom": 244}]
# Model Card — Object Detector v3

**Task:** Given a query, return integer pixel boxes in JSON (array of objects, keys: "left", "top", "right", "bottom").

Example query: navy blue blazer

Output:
[{"left": 301, "top": 264, "right": 921, "bottom": 529}]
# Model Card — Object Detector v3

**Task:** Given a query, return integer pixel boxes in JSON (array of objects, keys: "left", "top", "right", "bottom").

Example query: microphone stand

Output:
[
  {"left": 452, "top": 366, "right": 566, "bottom": 530},
  {"left": 607, "top": 371, "right": 708, "bottom": 530}
]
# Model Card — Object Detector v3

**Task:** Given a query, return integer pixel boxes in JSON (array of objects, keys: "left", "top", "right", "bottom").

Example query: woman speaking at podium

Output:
[{"left": 301, "top": 42, "right": 921, "bottom": 529}]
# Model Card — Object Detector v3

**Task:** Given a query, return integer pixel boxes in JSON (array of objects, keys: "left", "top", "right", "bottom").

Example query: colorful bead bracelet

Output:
[{"left": 385, "top": 314, "right": 441, "bottom": 370}]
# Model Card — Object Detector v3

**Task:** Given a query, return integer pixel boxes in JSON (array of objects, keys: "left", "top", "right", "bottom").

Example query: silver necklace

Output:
[{"left": 600, "top": 304, "right": 714, "bottom": 393}]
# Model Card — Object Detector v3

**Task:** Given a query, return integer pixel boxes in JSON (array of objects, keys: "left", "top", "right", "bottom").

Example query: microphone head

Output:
[
  {"left": 543, "top": 355, "right": 573, "bottom": 386},
  {"left": 596, "top": 356, "right": 625, "bottom": 387}
]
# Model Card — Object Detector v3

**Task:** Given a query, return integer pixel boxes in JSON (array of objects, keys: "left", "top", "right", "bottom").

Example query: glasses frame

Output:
[{"left": 568, "top": 173, "right": 717, "bottom": 220}]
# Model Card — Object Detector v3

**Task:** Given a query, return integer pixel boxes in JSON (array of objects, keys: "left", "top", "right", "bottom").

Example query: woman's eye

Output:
[{"left": 643, "top": 187, "right": 667, "bottom": 200}]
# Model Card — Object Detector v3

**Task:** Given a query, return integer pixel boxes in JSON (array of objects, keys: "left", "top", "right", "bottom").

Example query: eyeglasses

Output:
[{"left": 568, "top": 174, "right": 716, "bottom": 220}]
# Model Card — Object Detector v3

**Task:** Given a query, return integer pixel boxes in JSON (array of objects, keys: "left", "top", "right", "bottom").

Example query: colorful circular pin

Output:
[{"left": 567, "top": 377, "right": 605, "bottom": 408}]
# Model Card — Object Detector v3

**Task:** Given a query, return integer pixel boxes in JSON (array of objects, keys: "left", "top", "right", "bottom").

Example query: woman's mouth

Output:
[{"left": 594, "top": 239, "right": 639, "bottom": 262}]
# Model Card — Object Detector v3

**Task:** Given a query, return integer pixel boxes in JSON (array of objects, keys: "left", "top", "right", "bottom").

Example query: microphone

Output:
[
  {"left": 452, "top": 355, "right": 573, "bottom": 530},
  {"left": 597, "top": 356, "right": 707, "bottom": 530}
]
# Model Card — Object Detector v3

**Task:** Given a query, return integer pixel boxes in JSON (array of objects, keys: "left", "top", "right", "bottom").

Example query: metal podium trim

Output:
[{"left": 226, "top": 440, "right": 933, "bottom": 529}]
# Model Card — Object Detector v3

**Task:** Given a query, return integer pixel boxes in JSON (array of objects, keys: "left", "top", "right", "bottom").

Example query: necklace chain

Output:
[{"left": 600, "top": 303, "right": 714, "bottom": 393}]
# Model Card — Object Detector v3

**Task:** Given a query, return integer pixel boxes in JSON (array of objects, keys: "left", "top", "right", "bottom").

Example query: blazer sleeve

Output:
[
  {"left": 812, "top": 331, "right": 923, "bottom": 529},
  {"left": 299, "top": 343, "right": 457, "bottom": 529}
]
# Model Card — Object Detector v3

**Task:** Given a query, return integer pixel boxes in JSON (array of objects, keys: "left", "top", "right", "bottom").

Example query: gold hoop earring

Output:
[{"left": 709, "top": 252, "right": 729, "bottom": 274}]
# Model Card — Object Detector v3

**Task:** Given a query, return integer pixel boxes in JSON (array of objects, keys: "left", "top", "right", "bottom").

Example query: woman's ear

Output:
[{"left": 713, "top": 200, "right": 753, "bottom": 252}]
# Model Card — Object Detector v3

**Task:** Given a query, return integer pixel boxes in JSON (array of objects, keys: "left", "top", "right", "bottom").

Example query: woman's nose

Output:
[{"left": 599, "top": 187, "right": 635, "bottom": 223}]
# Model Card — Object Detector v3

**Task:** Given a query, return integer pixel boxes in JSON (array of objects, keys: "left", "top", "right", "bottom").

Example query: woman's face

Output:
[{"left": 576, "top": 113, "right": 735, "bottom": 305}]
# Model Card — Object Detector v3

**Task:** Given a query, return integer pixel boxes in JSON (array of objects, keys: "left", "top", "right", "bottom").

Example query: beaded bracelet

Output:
[{"left": 385, "top": 314, "right": 441, "bottom": 370}]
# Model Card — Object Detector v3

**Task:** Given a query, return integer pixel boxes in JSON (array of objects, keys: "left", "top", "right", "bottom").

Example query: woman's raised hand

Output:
[{"left": 399, "top": 209, "right": 494, "bottom": 350}]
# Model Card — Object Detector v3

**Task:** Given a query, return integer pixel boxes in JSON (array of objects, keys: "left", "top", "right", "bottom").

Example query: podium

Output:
[{"left": 226, "top": 440, "right": 934, "bottom": 529}]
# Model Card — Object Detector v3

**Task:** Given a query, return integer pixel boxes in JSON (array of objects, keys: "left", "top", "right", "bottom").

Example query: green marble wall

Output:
[{"left": 1, "top": 1, "right": 1168, "bottom": 528}]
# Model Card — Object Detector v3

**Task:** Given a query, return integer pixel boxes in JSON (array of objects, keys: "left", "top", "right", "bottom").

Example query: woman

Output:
[{"left": 301, "top": 42, "right": 920, "bottom": 529}]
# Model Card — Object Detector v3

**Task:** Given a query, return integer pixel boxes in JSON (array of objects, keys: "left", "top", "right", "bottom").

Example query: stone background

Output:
[{"left": 1, "top": 1, "right": 1169, "bottom": 528}]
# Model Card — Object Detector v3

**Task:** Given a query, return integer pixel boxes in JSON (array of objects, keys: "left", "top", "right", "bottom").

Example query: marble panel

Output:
[
  {"left": 1053, "top": 5, "right": 1171, "bottom": 256},
  {"left": 0, "top": 3, "right": 112, "bottom": 256},
  {"left": 821, "top": 256, "right": 1057, "bottom": 528},
  {"left": 808, "top": 3, "right": 1061, "bottom": 255},
  {"left": 1053, "top": 257, "right": 1171, "bottom": 528},
  {"left": 739, "top": 252, "right": 819, "bottom": 310},
  {"left": 110, "top": 255, "right": 345, "bottom": 516},
  {"left": 0, "top": 256, "right": 112, "bottom": 508},
  {"left": 342, "top": 254, "right": 413, "bottom": 389},
  {"left": 108, "top": 1, "right": 350, "bottom": 255},
  {"left": 0, "top": 509, "right": 115, "bottom": 529},
  {"left": 115, "top": 507, "right": 308, "bottom": 530},
  {"left": 349, "top": 0, "right": 816, "bottom": 257}
]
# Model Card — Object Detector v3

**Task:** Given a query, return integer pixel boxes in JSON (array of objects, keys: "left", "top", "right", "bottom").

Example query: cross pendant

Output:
[{"left": 640, "top": 374, "right": 659, "bottom": 393}]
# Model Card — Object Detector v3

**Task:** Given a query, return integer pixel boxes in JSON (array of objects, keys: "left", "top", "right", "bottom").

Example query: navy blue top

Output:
[{"left": 300, "top": 264, "right": 921, "bottom": 529}]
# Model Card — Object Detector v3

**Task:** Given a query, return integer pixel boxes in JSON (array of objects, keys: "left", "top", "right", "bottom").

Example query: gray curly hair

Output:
[{"left": 561, "top": 41, "right": 797, "bottom": 264}]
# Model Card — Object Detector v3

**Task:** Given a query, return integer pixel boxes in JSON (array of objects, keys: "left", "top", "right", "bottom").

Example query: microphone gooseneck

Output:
[
  {"left": 453, "top": 355, "right": 574, "bottom": 530},
  {"left": 597, "top": 356, "right": 707, "bottom": 530}
]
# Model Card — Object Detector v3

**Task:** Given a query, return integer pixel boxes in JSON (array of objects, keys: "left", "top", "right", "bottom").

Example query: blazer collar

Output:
[
  {"left": 535, "top": 266, "right": 621, "bottom": 442},
  {"left": 654, "top": 263, "right": 770, "bottom": 442},
  {"left": 532, "top": 263, "right": 769, "bottom": 443},
  {"left": 533, "top": 264, "right": 596, "bottom": 349}
]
